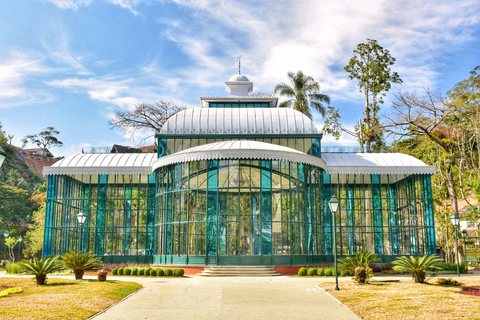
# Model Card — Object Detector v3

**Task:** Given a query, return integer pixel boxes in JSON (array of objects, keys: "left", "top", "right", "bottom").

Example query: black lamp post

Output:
[
  {"left": 77, "top": 212, "right": 86, "bottom": 253},
  {"left": 3, "top": 230, "right": 9, "bottom": 265},
  {"left": 450, "top": 214, "right": 461, "bottom": 277},
  {"left": 329, "top": 196, "right": 340, "bottom": 291},
  {"left": 461, "top": 230, "right": 468, "bottom": 266},
  {"left": 17, "top": 236, "right": 22, "bottom": 262}
]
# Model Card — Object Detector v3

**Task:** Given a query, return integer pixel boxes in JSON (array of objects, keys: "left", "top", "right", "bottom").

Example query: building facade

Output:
[{"left": 43, "top": 74, "right": 436, "bottom": 265}]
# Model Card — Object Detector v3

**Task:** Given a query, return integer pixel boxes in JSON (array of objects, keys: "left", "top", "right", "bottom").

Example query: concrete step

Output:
[{"left": 199, "top": 266, "right": 281, "bottom": 277}]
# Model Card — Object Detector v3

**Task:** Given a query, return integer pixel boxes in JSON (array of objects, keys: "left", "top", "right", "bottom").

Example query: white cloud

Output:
[
  {"left": 166, "top": 0, "right": 480, "bottom": 105},
  {"left": 107, "top": 0, "right": 142, "bottom": 15},
  {"left": 44, "top": 0, "right": 93, "bottom": 10},
  {"left": 0, "top": 51, "right": 55, "bottom": 108}
]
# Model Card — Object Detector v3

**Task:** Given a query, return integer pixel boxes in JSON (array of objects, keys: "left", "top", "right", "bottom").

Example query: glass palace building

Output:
[{"left": 43, "top": 73, "right": 436, "bottom": 266}]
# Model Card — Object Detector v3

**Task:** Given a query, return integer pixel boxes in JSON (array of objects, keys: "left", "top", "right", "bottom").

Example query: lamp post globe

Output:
[
  {"left": 329, "top": 196, "right": 340, "bottom": 291},
  {"left": 450, "top": 214, "right": 461, "bottom": 277},
  {"left": 4, "top": 230, "right": 9, "bottom": 238},
  {"left": 77, "top": 212, "right": 86, "bottom": 253}
]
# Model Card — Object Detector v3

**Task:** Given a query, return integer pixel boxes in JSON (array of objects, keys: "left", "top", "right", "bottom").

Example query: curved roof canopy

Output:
[
  {"left": 152, "top": 140, "right": 327, "bottom": 171},
  {"left": 160, "top": 108, "right": 319, "bottom": 135},
  {"left": 322, "top": 152, "right": 436, "bottom": 175},
  {"left": 43, "top": 153, "right": 156, "bottom": 176}
]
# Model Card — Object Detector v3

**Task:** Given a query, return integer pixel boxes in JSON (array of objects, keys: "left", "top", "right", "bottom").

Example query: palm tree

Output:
[
  {"left": 274, "top": 70, "right": 330, "bottom": 119},
  {"left": 19, "top": 256, "right": 65, "bottom": 285},
  {"left": 393, "top": 255, "right": 443, "bottom": 283},
  {"left": 338, "top": 249, "right": 379, "bottom": 283},
  {"left": 61, "top": 250, "right": 102, "bottom": 280}
]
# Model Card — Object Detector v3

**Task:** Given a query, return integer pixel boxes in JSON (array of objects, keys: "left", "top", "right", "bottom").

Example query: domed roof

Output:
[
  {"left": 160, "top": 108, "right": 319, "bottom": 135},
  {"left": 228, "top": 74, "right": 250, "bottom": 82}
]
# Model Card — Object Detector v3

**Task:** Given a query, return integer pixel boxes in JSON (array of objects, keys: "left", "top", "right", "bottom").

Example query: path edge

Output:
[
  {"left": 89, "top": 283, "right": 145, "bottom": 319},
  {"left": 315, "top": 284, "right": 360, "bottom": 319}
]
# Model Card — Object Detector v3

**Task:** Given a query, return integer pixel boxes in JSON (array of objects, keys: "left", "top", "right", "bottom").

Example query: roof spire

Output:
[{"left": 237, "top": 55, "right": 242, "bottom": 74}]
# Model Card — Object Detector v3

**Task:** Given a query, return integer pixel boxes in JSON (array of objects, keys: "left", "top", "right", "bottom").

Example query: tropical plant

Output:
[
  {"left": 436, "top": 278, "right": 462, "bottom": 286},
  {"left": 61, "top": 250, "right": 102, "bottom": 280},
  {"left": 392, "top": 255, "right": 443, "bottom": 283},
  {"left": 97, "top": 269, "right": 108, "bottom": 282},
  {"left": 18, "top": 256, "right": 65, "bottom": 285},
  {"left": 274, "top": 70, "right": 330, "bottom": 119},
  {"left": 338, "top": 250, "right": 379, "bottom": 283}
]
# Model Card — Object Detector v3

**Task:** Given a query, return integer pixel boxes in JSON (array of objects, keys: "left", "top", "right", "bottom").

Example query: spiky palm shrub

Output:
[
  {"left": 392, "top": 255, "right": 443, "bottom": 283},
  {"left": 61, "top": 250, "right": 102, "bottom": 280},
  {"left": 19, "top": 257, "right": 65, "bottom": 285},
  {"left": 339, "top": 250, "right": 379, "bottom": 283}
]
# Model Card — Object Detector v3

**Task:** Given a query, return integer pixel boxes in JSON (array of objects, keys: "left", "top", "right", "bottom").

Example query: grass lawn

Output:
[
  {"left": 0, "top": 277, "right": 142, "bottom": 319},
  {"left": 319, "top": 277, "right": 480, "bottom": 319}
]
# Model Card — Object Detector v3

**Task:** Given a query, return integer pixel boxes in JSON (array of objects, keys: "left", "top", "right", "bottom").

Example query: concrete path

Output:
[{"left": 92, "top": 276, "right": 359, "bottom": 320}]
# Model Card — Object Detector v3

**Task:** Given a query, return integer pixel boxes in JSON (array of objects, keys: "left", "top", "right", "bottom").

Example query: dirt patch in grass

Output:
[
  {"left": 319, "top": 277, "right": 480, "bottom": 319},
  {"left": 0, "top": 277, "right": 142, "bottom": 319}
]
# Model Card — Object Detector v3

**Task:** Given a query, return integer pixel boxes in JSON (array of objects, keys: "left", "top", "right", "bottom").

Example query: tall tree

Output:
[
  {"left": 274, "top": 70, "right": 330, "bottom": 119},
  {"left": 22, "top": 127, "right": 63, "bottom": 156},
  {"left": 344, "top": 39, "right": 402, "bottom": 152},
  {"left": 109, "top": 100, "right": 186, "bottom": 140}
]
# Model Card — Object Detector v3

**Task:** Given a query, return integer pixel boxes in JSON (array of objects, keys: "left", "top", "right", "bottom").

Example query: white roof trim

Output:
[
  {"left": 43, "top": 153, "right": 156, "bottom": 176},
  {"left": 152, "top": 141, "right": 327, "bottom": 171},
  {"left": 322, "top": 152, "right": 436, "bottom": 175}
]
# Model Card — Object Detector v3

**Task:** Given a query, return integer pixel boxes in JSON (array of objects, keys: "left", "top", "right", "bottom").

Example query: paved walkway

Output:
[{"left": 92, "top": 276, "right": 359, "bottom": 320}]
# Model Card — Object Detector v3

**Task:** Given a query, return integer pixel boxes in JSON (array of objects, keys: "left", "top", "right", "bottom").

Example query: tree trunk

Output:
[
  {"left": 74, "top": 269, "right": 84, "bottom": 280},
  {"left": 36, "top": 274, "right": 47, "bottom": 285},
  {"left": 447, "top": 169, "right": 459, "bottom": 217}
]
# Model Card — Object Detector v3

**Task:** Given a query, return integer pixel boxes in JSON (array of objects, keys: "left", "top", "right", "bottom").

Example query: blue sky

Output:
[{"left": 1, "top": 0, "right": 479, "bottom": 156}]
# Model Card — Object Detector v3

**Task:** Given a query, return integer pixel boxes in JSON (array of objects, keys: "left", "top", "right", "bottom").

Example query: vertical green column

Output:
[
  {"left": 123, "top": 186, "right": 132, "bottom": 254},
  {"left": 305, "top": 165, "right": 314, "bottom": 255},
  {"left": 346, "top": 181, "right": 355, "bottom": 254},
  {"left": 61, "top": 177, "right": 71, "bottom": 253},
  {"left": 206, "top": 160, "right": 218, "bottom": 257},
  {"left": 165, "top": 170, "right": 173, "bottom": 255},
  {"left": 81, "top": 184, "right": 91, "bottom": 252},
  {"left": 219, "top": 193, "right": 227, "bottom": 255},
  {"left": 407, "top": 179, "right": 418, "bottom": 254},
  {"left": 146, "top": 174, "right": 156, "bottom": 255},
  {"left": 422, "top": 175, "right": 436, "bottom": 254},
  {"left": 323, "top": 172, "right": 332, "bottom": 255},
  {"left": 95, "top": 174, "right": 107, "bottom": 256},
  {"left": 43, "top": 175, "right": 58, "bottom": 256},
  {"left": 387, "top": 183, "right": 400, "bottom": 255},
  {"left": 261, "top": 160, "right": 272, "bottom": 255},
  {"left": 371, "top": 174, "right": 384, "bottom": 255}
]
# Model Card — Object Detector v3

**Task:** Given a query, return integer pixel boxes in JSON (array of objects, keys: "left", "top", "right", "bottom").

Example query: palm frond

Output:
[{"left": 278, "top": 100, "right": 293, "bottom": 108}]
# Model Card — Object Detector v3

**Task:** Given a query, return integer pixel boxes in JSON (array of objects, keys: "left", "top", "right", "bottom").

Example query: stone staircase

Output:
[{"left": 199, "top": 266, "right": 281, "bottom": 277}]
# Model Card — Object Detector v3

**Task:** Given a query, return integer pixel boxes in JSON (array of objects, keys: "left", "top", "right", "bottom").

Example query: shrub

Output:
[
  {"left": 156, "top": 268, "right": 164, "bottom": 276},
  {"left": 150, "top": 269, "right": 157, "bottom": 276},
  {"left": 0, "top": 287, "right": 22, "bottom": 298},
  {"left": 393, "top": 255, "right": 442, "bottom": 283},
  {"left": 307, "top": 268, "right": 317, "bottom": 276},
  {"left": 317, "top": 268, "right": 325, "bottom": 276},
  {"left": 165, "top": 269, "right": 173, "bottom": 276},
  {"left": 338, "top": 250, "right": 379, "bottom": 283},
  {"left": 145, "top": 268, "right": 152, "bottom": 276},
  {"left": 118, "top": 268, "right": 125, "bottom": 275},
  {"left": 124, "top": 268, "right": 132, "bottom": 275},
  {"left": 340, "top": 270, "right": 348, "bottom": 277},
  {"left": 61, "top": 250, "right": 102, "bottom": 280},
  {"left": 97, "top": 269, "right": 108, "bottom": 282},
  {"left": 138, "top": 269, "right": 145, "bottom": 276},
  {"left": 324, "top": 268, "right": 333, "bottom": 276},
  {"left": 132, "top": 268, "right": 138, "bottom": 275},
  {"left": 112, "top": 268, "right": 118, "bottom": 275},
  {"left": 18, "top": 257, "right": 65, "bottom": 285},
  {"left": 437, "top": 262, "right": 467, "bottom": 273},
  {"left": 436, "top": 278, "right": 463, "bottom": 286},
  {"left": 175, "top": 269, "right": 185, "bottom": 277},
  {"left": 369, "top": 264, "right": 383, "bottom": 273},
  {"left": 298, "top": 267, "right": 307, "bottom": 276},
  {"left": 355, "top": 267, "right": 366, "bottom": 283},
  {"left": 383, "top": 263, "right": 394, "bottom": 271},
  {"left": 5, "top": 263, "right": 20, "bottom": 274}
]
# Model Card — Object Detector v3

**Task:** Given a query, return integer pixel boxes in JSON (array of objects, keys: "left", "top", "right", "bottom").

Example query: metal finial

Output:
[{"left": 237, "top": 55, "right": 242, "bottom": 74}]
